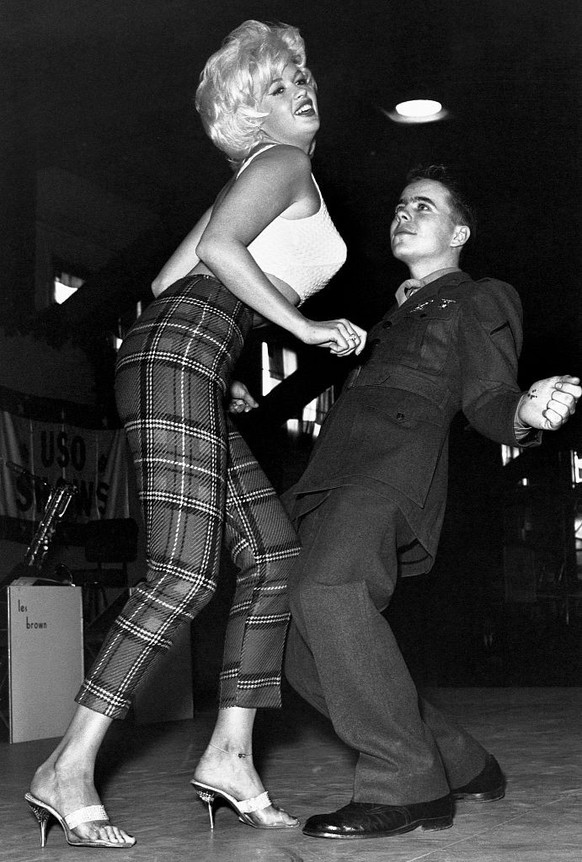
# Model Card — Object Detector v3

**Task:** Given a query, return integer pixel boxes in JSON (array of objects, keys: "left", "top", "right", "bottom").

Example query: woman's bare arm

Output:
[{"left": 196, "top": 146, "right": 365, "bottom": 353}]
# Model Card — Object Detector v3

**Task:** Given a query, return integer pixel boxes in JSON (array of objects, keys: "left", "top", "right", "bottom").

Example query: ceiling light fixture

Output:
[
  {"left": 396, "top": 99, "right": 442, "bottom": 118},
  {"left": 381, "top": 99, "right": 448, "bottom": 125}
]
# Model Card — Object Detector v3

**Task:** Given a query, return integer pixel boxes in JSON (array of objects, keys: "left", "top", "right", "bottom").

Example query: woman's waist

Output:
[
  {"left": 187, "top": 263, "right": 302, "bottom": 313},
  {"left": 135, "top": 273, "right": 253, "bottom": 336}
]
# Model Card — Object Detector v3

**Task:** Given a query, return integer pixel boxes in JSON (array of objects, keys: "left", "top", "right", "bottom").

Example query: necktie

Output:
[{"left": 395, "top": 278, "right": 423, "bottom": 307}]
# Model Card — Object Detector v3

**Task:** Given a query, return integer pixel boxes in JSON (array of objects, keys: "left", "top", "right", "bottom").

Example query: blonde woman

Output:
[{"left": 26, "top": 19, "right": 366, "bottom": 848}]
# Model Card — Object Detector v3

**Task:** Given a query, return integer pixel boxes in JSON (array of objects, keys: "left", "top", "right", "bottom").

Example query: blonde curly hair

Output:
[{"left": 195, "top": 20, "right": 315, "bottom": 166}]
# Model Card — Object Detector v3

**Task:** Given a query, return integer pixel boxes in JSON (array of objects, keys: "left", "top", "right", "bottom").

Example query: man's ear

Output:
[{"left": 451, "top": 225, "right": 470, "bottom": 248}]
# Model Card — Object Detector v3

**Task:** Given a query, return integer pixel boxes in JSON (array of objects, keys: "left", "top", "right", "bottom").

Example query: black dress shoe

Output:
[
  {"left": 302, "top": 795, "right": 453, "bottom": 839},
  {"left": 452, "top": 755, "right": 505, "bottom": 802}
]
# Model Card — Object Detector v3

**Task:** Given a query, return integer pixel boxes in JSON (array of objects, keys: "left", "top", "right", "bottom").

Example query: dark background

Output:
[
  {"left": 2, "top": 0, "right": 581, "bottom": 688},
  {"left": 3, "top": 0, "right": 581, "bottom": 367}
]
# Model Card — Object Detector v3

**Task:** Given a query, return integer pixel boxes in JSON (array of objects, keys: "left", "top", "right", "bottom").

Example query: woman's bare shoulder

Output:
[{"left": 243, "top": 144, "right": 312, "bottom": 175}]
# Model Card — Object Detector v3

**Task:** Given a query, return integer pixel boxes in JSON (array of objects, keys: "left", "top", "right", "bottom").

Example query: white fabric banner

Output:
[{"left": 0, "top": 411, "right": 130, "bottom": 523}]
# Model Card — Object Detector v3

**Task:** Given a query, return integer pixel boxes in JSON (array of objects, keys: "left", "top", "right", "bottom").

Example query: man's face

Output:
[{"left": 390, "top": 179, "right": 464, "bottom": 265}]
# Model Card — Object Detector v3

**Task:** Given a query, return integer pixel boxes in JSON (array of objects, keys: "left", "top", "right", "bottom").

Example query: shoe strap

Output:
[
  {"left": 65, "top": 805, "right": 109, "bottom": 830},
  {"left": 237, "top": 791, "right": 271, "bottom": 813}
]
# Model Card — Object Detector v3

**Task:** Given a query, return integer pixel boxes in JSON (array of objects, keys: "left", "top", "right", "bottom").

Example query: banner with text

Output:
[{"left": 0, "top": 410, "right": 130, "bottom": 524}]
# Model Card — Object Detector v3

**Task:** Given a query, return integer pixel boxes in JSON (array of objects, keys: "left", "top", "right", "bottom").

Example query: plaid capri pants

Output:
[{"left": 76, "top": 275, "right": 301, "bottom": 719}]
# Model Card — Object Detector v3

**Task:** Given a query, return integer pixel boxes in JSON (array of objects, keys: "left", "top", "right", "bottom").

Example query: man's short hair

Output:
[{"left": 405, "top": 164, "right": 477, "bottom": 241}]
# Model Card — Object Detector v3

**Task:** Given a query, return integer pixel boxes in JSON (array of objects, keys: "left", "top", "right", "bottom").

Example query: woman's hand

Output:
[
  {"left": 299, "top": 319, "right": 367, "bottom": 356},
  {"left": 228, "top": 381, "right": 259, "bottom": 414}
]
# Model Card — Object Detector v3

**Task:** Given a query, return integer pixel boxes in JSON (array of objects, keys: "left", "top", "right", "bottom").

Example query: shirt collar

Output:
[
  {"left": 417, "top": 266, "right": 461, "bottom": 287},
  {"left": 395, "top": 267, "right": 462, "bottom": 307}
]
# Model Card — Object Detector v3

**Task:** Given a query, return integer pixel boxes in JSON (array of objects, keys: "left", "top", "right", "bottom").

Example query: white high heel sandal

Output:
[{"left": 191, "top": 780, "right": 299, "bottom": 830}]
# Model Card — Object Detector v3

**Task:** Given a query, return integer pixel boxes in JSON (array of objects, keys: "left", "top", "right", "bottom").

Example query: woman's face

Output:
[{"left": 257, "top": 63, "right": 319, "bottom": 151}]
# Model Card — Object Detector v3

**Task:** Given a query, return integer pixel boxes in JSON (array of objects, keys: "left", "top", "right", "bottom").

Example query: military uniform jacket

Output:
[{"left": 291, "top": 270, "right": 536, "bottom": 573}]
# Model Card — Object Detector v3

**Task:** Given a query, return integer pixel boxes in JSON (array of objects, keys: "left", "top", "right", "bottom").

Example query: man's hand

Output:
[
  {"left": 517, "top": 375, "right": 581, "bottom": 430},
  {"left": 228, "top": 380, "right": 259, "bottom": 414}
]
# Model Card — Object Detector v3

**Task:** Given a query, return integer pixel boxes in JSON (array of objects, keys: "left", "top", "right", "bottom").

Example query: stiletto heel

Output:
[
  {"left": 196, "top": 788, "right": 216, "bottom": 829},
  {"left": 27, "top": 797, "right": 51, "bottom": 847},
  {"left": 191, "top": 780, "right": 299, "bottom": 830},
  {"left": 24, "top": 792, "right": 136, "bottom": 848}
]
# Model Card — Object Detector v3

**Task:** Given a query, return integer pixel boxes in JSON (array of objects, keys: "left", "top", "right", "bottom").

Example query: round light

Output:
[{"left": 395, "top": 99, "right": 443, "bottom": 118}]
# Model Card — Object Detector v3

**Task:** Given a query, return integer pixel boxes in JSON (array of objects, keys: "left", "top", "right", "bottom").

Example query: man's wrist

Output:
[
  {"left": 514, "top": 393, "right": 545, "bottom": 443},
  {"left": 514, "top": 394, "right": 532, "bottom": 439}
]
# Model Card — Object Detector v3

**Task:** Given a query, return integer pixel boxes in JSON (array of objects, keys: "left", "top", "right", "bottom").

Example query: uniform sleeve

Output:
[{"left": 458, "top": 280, "right": 526, "bottom": 445}]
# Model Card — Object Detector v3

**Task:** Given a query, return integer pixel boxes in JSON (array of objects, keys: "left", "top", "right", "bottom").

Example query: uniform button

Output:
[{"left": 382, "top": 320, "right": 392, "bottom": 328}]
